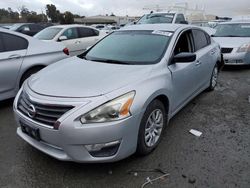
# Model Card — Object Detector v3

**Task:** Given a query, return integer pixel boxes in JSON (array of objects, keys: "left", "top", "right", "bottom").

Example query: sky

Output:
[{"left": 0, "top": 0, "right": 250, "bottom": 17}]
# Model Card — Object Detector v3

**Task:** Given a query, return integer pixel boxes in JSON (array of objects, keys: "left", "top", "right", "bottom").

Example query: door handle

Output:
[
  {"left": 75, "top": 41, "right": 81, "bottom": 44},
  {"left": 210, "top": 50, "right": 216, "bottom": 55},
  {"left": 195, "top": 61, "right": 202, "bottom": 66},
  {"left": 8, "top": 54, "right": 21, "bottom": 59}
]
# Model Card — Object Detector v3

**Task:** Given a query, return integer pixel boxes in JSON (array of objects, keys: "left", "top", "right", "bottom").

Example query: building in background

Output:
[{"left": 74, "top": 15, "right": 138, "bottom": 26}]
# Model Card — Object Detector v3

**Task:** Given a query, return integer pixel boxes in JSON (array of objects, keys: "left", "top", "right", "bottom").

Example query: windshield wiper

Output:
[{"left": 90, "top": 58, "right": 131, "bottom": 65}]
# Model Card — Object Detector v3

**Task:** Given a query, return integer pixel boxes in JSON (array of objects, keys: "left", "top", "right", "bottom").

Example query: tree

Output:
[
  {"left": 64, "top": 11, "right": 74, "bottom": 24},
  {"left": 46, "top": 4, "right": 60, "bottom": 22},
  {"left": 59, "top": 11, "right": 74, "bottom": 24},
  {"left": 19, "top": 5, "right": 30, "bottom": 19}
]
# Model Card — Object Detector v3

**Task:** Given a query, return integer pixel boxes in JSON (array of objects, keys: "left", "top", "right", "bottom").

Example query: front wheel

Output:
[
  {"left": 207, "top": 64, "right": 218, "bottom": 91},
  {"left": 137, "top": 100, "right": 167, "bottom": 155}
]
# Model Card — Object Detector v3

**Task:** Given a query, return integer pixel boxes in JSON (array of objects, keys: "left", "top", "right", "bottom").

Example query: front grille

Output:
[
  {"left": 221, "top": 48, "right": 233, "bottom": 54},
  {"left": 17, "top": 92, "right": 74, "bottom": 128}
]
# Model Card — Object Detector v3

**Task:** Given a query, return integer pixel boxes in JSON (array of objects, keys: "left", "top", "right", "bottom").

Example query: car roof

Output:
[
  {"left": 219, "top": 20, "right": 250, "bottom": 24},
  {"left": 120, "top": 24, "right": 191, "bottom": 32},
  {"left": 49, "top": 24, "right": 96, "bottom": 29}
]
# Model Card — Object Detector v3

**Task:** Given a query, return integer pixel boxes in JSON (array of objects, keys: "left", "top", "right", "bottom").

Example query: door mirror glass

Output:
[
  {"left": 58, "top": 36, "right": 67, "bottom": 41},
  {"left": 174, "top": 52, "right": 196, "bottom": 63}
]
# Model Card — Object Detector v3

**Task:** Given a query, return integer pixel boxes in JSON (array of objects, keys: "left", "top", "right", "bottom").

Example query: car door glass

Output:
[
  {"left": 61, "top": 28, "right": 78, "bottom": 40},
  {"left": 78, "top": 27, "right": 98, "bottom": 38},
  {"left": 0, "top": 34, "right": 4, "bottom": 52},
  {"left": 174, "top": 30, "right": 193, "bottom": 55},
  {"left": 1, "top": 32, "right": 28, "bottom": 52},
  {"left": 192, "top": 30, "right": 209, "bottom": 51},
  {"left": 20, "top": 25, "right": 30, "bottom": 32}
]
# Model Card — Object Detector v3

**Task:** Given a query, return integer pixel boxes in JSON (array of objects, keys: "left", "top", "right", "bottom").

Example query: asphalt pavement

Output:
[{"left": 0, "top": 66, "right": 249, "bottom": 188}]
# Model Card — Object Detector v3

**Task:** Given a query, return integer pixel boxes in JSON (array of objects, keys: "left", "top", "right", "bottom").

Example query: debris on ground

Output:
[
  {"left": 188, "top": 176, "right": 196, "bottom": 184},
  {"left": 127, "top": 168, "right": 167, "bottom": 175},
  {"left": 141, "top": 174, "right": 170, "bottom": 188},
  {"left": 230, "top": 129, "right": 236, "bottom": 134},
  {"left": 189, "top": 129, "right": 202, "bottom": 137},
  {"left": 108, "top": 170, "right": 113, "bottom": 175}
]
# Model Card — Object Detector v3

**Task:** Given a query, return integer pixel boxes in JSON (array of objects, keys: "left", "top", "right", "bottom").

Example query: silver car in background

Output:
[
  {"left": 212, "top": 21, "right": 250, "bottom": 65},
  {"left": 0, "top": 28, "right": 69, "bottom": 101},
  {"left": 14, "top": 24, "right": 222, "bottom": 163}
]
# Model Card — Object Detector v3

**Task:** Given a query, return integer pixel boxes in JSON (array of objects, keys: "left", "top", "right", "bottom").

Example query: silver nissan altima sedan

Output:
[{"left": 13, "top": 24, "right": 222, "bottom": 163}]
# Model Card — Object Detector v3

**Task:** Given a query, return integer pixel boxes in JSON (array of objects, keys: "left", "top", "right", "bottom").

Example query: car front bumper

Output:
[
  {"left": 13, "top": 90, "right": 143, "bottom": 163},
  {"left": 223, "top": 52, "right": 250, "bottom": 65}
]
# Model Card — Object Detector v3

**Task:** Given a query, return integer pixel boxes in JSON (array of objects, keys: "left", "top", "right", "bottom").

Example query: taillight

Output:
[{"left": 63, "top": 48, "right": 69, "bottom": 55}]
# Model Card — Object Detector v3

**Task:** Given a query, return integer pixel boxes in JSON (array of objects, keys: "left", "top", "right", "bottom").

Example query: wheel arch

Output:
[{"left": 19, "top": 65, "right": 46, "bottom": 88}]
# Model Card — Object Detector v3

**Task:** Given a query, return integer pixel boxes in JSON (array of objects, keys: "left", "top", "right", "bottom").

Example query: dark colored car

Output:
[{"left": 10, "top": 23, "right": 53, "bottom": 36}]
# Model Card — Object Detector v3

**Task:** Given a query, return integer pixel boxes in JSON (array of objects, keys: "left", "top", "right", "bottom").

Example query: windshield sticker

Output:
[
  {"left": 241, "top": 25, "right": 250, "bottom": 28},
  {"left": 152, "top": 30, "right": 173, "bottom": 37}
]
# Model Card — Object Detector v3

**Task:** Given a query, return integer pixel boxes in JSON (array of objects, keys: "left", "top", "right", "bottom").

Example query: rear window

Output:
[
  {"left": 0, "top": 32, "right": 28, "bottom": 52},
  {"left": 214, "top": 23, "right": 250, "bottom": 37},
  {"left": 34, "top": 27, "right": 62, "bottom": 40}
]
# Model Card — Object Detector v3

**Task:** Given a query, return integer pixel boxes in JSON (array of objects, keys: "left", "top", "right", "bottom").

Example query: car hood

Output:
[
  {"left": 28, "top": 57, "right": 152, "bottom": 98},
  {"left": 212, "top": 37, "right": 250, "bottom": 48}
]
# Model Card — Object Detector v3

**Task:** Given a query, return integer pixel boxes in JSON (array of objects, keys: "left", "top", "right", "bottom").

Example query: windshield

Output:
[
  {"left": 137, "top": 13, "right": 174, "bottom": 24},
  {"left": 214, "top": 23, "right": 250, "bottom": 37},
  {"left": 84, "top": 30, "right": 172, "bottom": 65},
  {"left": 9, "top": 24, "right": 22, "bottom": 31},
  {"left": 34, "top": 27, "right": 62, "bottom": 40}
]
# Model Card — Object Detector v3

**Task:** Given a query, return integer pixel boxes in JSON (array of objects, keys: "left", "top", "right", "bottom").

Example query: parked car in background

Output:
[
  {"left": 136, "top": 11, "right": 188, "bottom": 25},
  {"left": 0, "top": 28, "right": 69, "bottom": 101},
  {"left": 212, "top": 21, "right": 250, "bottom": 65},
  {"left": 34, "top": 25, "right": 107, "bottom": 56},
  {"left": 0, "top": 25, "right": 12, "bottom": 29},
  {"left": 9, "top": 23, "right": 52, "bottom": 36},
  {"left": 14, "top": 24, "right": 221, "bottom": 163}
]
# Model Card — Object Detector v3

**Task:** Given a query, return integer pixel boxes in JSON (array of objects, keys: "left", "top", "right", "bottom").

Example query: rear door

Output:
[
  {"left": 192, "top": 29, "right": 214, "bottom": 87},
  {"left": 0, "top": 32, "right": 28, "bottom": 93},
  {"left": 77, "top": 27, "right": 100, "bottom": 50}
]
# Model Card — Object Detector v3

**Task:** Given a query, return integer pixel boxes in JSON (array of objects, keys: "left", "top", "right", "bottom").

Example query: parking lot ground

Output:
[{"left": 0, "top": 66, "right": 250, "bottom": 188}]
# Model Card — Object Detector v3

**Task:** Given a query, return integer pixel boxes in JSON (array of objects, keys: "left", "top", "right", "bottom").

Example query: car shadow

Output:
[
  {"left": 222, "top": 65, "right": 250, "bottom": 71},
  {"left": 0, "top": 98, "right": 14, "bottom": 108}
]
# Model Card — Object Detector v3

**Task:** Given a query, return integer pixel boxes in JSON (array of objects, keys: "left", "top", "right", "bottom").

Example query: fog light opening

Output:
[{"left": 85, "top": 140, "right": 121, "bottom": 157}]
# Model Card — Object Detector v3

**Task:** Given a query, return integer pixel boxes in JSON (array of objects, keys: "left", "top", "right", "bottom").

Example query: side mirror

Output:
[
  {"left": 173, "top": 52, "right": 196, "bottom": 63},
  {"left": 58, "top": 36, "right": 67, "bottom": 41}
]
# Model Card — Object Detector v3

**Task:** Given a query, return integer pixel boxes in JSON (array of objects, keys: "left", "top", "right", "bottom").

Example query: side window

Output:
[
  {"left": 0, "top": 34, "right": 4, "bottom": 52},
  {"left": 192, "top": 29, "right": 209, "bottom": 51},
  {"left": 78, "top": 27, "right": 99, "bottom": 38},
  {"left": 30, "top": 24, "right": 43, "bottom": 31},
  {"left": 175, "top": 14, "right": 185, "bottom": 23},
  {"left": 19, "top": 25, "right": 30, "bottom": 32},
  {"left": 61, "top": 28, "right": 78, "bottom": 40},
  {"left": 1, "top": 32, "right": 28, "bottom": 52},
  {"left": 174, "top": 30, "right": 193, "bottom": 55}
]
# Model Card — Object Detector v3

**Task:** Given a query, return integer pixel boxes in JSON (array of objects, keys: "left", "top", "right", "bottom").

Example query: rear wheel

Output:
[
  {"left": 207, "top": 64, "right": 218, "bottom": 91},
  {"left": 137, "top": 100, "right": 167, "bottom": 155}
]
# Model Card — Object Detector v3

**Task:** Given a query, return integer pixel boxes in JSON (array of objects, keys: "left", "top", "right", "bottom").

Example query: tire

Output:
[
  {"left": 19, "top": 67, "right": 43, "bottom": 88},
  {"left": 207, "top": 64, "right": 218, "bottom": 91},
  {"left": 137, "top": 99, "right": 167, "bottom": 155}
]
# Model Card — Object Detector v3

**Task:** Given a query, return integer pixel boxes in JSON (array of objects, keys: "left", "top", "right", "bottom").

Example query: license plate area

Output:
[{"left": 20, "top": 121, "right": 41, "bottom": 141}]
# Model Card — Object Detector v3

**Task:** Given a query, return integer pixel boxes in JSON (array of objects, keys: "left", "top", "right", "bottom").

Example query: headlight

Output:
[
  {"left": 80, "top": 91, "right": 135, "bottom": 124},
  {"left": 237, "top": 43, "right": 250, "bottom": 52}
]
